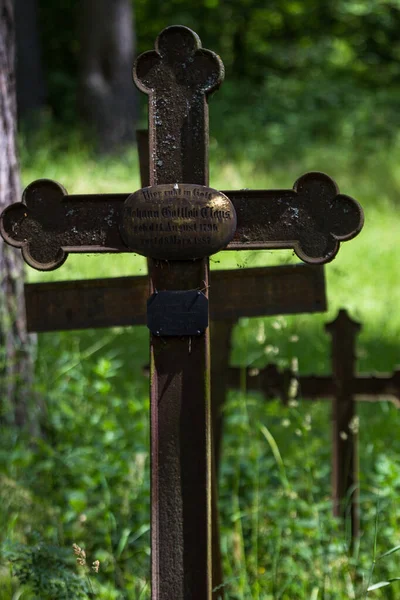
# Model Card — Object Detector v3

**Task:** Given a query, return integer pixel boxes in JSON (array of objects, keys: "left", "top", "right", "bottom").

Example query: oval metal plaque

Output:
[{"left": 120, "top": 184, "right": 237, "bottom": 260}]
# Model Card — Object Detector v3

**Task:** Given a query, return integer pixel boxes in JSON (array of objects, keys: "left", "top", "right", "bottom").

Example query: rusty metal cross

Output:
[{"left": 1, "top": 25, "right": 364, "bottom": 600}]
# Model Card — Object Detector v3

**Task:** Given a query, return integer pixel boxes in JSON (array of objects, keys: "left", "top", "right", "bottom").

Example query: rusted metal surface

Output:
[
  {"left": 147, "top": 261, "right": 212, "bottom": 600},
  {"left": 135, "top": 26, "right": 224, "bottom": 599},
  {"left": 0, "top": 181, "right": 127, "bottom": 271},
  {"left": 0, "top": 175, "right": 363, "bottom": 270},
  {"left": 213, "top": 264, "right": 326, "bottom": 321},
  {"left": 137, "top": 129, "right": 363, "bottom": 265},
  {"left": 350, "top": 371, "right": 400, "bottom": 401},
  {"left": 326, "top": 309, "right": 360, "bottom": 544},
  {"left": 24, "top": 275, "right": 148, "bottom": 332},
  {"left": 228, "top": 173, "right": 363, "bottom": 263},
  {"left": 121, "top": 184, "right": 236, "bottom": 260},
  {"left": 24, "top": 264, "right": 326, "bottom": 332},
  {"left": 136, "top": 133, "right": 225, "bottom": 598}
]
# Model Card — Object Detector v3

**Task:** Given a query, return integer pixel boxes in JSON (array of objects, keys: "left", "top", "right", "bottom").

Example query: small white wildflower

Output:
[
  {"left": 256, "top": 322, "right": 266, "bottom": 344},
  {"left": 92, "top": 560, "right": 100, "bottom": 573},
  {"left": 288, "top": 378, "right": 299, "bottom": 400},
  {"left": 73, "top": 543, "right": 86, "bottom": 566},
  {"left": 264, "top": 345, "right": 279, "bottom": 355},
  {"left": 349, "top": 416, "right": 359, "bottom": 435}
]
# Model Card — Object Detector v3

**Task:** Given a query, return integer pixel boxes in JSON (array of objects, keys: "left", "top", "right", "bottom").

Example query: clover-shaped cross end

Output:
[
  {"left": 292, "top": 172, "right": 364, "bottom": 264},
  {"left": 0, "top": 179, "right": 68, "bottom": 271},
  {"left": 133, "top": 25, "right": 224, "bottom": 97}
]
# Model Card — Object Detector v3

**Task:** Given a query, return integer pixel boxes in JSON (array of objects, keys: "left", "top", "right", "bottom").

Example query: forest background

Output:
[{"left": 2, "top": 0, "right": 400, "bottom": 598}]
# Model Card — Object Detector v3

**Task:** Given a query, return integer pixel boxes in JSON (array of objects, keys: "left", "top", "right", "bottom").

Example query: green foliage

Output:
[
  {"left": 2, "top": 541, "right": 90, "bottom": 599},
  {"left": 126, "top": 0, "right": 400, "bottom": 88},
  {"left": 209, "top": 78, "right": 400, "bottom": 165},
  {"left": 0, "top": 327, "right": 151, "bottom": 598},
  {"left": 35, "top": 0, "right": 400, "bottom": 147},
  {"left": 37, "top": 0, "right": 80, "bottom": 123}
]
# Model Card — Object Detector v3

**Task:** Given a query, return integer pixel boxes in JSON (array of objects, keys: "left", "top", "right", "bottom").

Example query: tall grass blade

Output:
[
  {"left": 377, "top": 544, "right": 400, "bottom": 561},
  {"left": 367, "top": 578, "right": 400, "bottom": 591},
  {"left": 260, "top": 424, "right": 289, "bottom": 490}
]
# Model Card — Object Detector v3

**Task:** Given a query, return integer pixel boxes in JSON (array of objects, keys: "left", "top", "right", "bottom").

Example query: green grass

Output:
[{"left": 2, "top": 130, "right": 400, "bottom": 598}]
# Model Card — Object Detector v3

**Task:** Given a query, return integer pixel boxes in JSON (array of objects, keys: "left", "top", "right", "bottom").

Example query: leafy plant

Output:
[{"left": 2, "top": 542, "right": 91, "bottom": 599}]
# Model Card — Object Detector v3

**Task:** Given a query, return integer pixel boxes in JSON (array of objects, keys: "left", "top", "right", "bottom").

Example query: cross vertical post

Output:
[
  {"left": 134, "top": 26, "right": 224, "bottom": 599},
  {"left": 136, "top": 127, "right": 228, "bottom": 598},
  {"left": 326, "top": 309, "right": 360, "bottom": 544}
]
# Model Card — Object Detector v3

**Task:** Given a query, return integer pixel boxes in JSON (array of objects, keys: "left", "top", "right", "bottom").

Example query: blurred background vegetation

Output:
[
  {"left": 19, "top": 0, "right": 400, "bottom": 155},
  {"left": 2, "top": 0, "right": 400, "bottom": 598}
]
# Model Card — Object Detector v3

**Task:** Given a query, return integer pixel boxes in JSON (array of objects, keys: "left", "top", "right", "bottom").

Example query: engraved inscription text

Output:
[{"left": 120, "top": 184, "right": 237, "bottom": 260}]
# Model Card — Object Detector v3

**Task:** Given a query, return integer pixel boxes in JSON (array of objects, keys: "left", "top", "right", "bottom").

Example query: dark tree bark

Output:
[
  {"left": 0, "top": 0, "right": 35, "bottom": 430},
  {"left": 14, "top": 0, "right": 47, "bottom": 122},
  {"left": 79, "top": 0, "right": 137, "bottom": 153}
]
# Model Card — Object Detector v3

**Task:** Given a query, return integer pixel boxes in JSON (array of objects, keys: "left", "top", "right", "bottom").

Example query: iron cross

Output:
[{"left": 1, "top": 25, "right": 363, "bottom": 600}]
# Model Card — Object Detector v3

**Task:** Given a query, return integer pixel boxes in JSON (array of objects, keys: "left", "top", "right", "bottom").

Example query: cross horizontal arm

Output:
[
  {"left": 0, "top": 173, "right": 363, "bottom": 270},
  {"left": 0, "top": 180, "right": 128, "bottom": 270},
  {"left": 24, "top": 264, "right": 326, "bottom": 332},
  {"left": 226, "top": 171, "right": 363, "bottom": 263},
  {"left": 293, "top": 373, "right": 400, "bottom": 400},
  {"left": 228, "top": 365, "right": 400, "bottom": 404}
]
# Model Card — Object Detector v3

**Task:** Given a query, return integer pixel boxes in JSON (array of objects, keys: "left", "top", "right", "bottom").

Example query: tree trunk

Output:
[
  {"left": 79, "top": 0, "right": 137, "bottom": 153},
  {"left": 14, "top": 0, "right": 47, "bottom": 122},
  {"left": 0, "top": 0, "right": 35, "bottom": 430}
]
